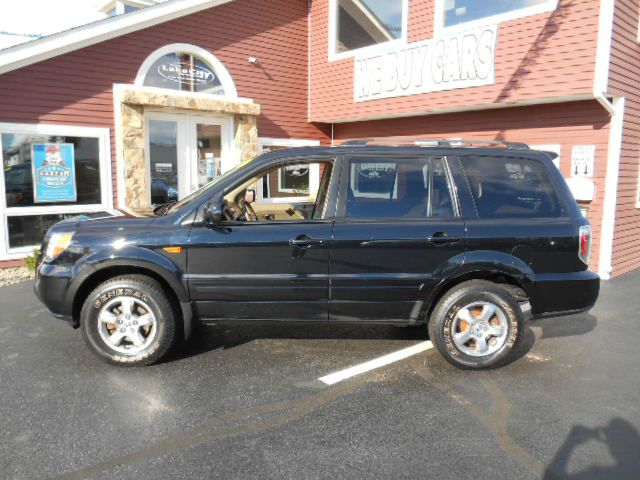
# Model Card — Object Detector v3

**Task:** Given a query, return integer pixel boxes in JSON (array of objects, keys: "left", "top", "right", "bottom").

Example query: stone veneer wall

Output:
[{"left": 118, "top": 88, "right": 261, "bottom": 212}]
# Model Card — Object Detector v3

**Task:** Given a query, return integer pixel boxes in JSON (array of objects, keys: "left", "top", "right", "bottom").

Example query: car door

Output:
[
  {"left": 329, "top": 155, "right": 466, "bottom": 323},
  {"left": 187, "top": 158, "right": 337, "bottom": 321}
]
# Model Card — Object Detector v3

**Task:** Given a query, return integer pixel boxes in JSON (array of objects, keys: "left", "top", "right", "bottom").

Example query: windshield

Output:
[{"left": 165, "top": 158, "right": 252, "bottom": 214}]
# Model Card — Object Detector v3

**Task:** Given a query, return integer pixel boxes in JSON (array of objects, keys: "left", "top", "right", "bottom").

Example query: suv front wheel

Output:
[
  {"left": 428, "top": 280, "right": 524, "bottom": 369},
  {"left": 80, "top": 275, "right": 177, "bottom": 366}
]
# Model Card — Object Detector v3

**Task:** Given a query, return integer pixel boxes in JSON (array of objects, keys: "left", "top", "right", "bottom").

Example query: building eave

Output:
[{"left": 0, "top": 0, "right": 236, "bottom": 75}]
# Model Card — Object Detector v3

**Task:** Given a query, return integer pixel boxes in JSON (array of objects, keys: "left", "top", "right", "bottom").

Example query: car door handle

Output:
[
  {"left": 289, "top": 237, "right": 326, "bottom": 248},
  {"left": 425, "top": 233, "right": 460, "bottom": 245}
]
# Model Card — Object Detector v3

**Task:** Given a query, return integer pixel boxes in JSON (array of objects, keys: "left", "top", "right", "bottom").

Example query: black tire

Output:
[
  {"left": 428, "top": 280, "right": 524, "bottom": 370},
  {"left": 81, "top": 275, "right": 177, "bottom": 366}
]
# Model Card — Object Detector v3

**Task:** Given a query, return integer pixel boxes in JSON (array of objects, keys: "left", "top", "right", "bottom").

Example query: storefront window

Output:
[
  {"left": 0, "top": 123, "right": 111, "bottom": 257},
  {"left": 2, "top": 134, "right": 101, "bottom": 207},
  {"left": 142, "top": 52, "right": 226, "bottom": 95},
  {"left": 443, "top": 0, "right": 555, "bottom": 28},
  {"left": 334, "top": 0, "right": 405, "bottom": 54}
]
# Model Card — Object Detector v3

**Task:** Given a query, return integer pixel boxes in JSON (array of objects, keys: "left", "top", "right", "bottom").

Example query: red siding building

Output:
[{"left": 0, "top": 0, "right": 638, "bottom": 279}]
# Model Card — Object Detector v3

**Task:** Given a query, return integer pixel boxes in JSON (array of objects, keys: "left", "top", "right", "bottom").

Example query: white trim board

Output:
[
  {"left": 0, "top": 0, "right": 237, "bottom": 75},
  {"left": 597, "top": 97, "right": 625, "bottom": 280}
]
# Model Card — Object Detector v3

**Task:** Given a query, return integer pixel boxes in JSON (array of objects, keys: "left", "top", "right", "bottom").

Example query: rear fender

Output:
[{"left": 424, "top": 250, "right": 536, "bottom": 319}]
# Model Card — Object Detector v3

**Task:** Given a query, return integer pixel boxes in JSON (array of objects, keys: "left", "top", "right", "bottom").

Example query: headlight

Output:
[{"left": 44, "top": 232, "right": 74, "bottom": 262}]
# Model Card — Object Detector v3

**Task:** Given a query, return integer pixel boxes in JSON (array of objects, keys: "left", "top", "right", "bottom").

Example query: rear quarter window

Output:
[{"left": 461, "top": 155, "right": 564, "bottom": 219}]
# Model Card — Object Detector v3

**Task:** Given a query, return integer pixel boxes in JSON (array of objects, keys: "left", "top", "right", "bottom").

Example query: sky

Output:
[{"left": 0, "top": 0, "right": 106, "bottom": 36}]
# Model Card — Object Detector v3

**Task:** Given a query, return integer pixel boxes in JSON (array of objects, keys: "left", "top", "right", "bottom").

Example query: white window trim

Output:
[
  {"left": 0, "top": 122, "right": 113, "bottom": 259},
  {"left": 434, "top": 0, "right": 558, "bottom": 36},
  {"left": 135, "top": 43, "right": 239, "bottom": 98},
  {"left": 328, "top": 0, "right": 410, "bottom": 62},
  {"left": 257, "top": 138, "right": 321, "bottom": 204}
]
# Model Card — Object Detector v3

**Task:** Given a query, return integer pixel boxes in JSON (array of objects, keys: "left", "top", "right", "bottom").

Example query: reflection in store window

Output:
[
  {"left": 1, "top": 134, "right": 101, "bottom": 207},
  {"left": 336, "top": 0, "right": 404, "bottom": 53},
  {"left": 444, "top": 0, "right": 553, "bottom": 27},
  {"left": 7, "top": 212, "right": 108, "bottom": 249},
  {"left": 143, "top": 52, "right": 226, "bottom": 95}
]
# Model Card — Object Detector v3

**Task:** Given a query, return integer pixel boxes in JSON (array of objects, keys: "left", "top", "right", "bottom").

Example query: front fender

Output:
[
  {"left": 65, "top": 245, "right": 190, "bottom": 312},
  {"left": 425, "top": 250, "right": 536, "bottom": 316}
]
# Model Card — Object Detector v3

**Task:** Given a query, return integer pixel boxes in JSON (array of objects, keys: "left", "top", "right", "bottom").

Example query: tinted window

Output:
[
  {"left": 345, "top": 157, "right": 454, "bottom": 219},
  {"left": 461, "top": 156, "right": 564, "bottom": 219},
  {"left": 2, "top": 134, "right": 101, "bottom": 207}
]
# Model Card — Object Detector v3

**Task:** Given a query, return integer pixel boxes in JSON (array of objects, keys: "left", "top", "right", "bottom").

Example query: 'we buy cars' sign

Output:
[{"left": 354, "top": 25, "right": 497, "bottom": 102}]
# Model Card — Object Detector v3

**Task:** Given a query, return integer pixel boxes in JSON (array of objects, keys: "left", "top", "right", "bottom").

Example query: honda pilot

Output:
[{"left": 34, "top": 139, "right": 600, "bottom": 369}]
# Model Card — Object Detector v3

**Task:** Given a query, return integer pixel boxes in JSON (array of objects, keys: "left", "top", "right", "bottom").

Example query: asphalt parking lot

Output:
[{"left": 1, "top": 272, "right": 639, "bottom": 480}]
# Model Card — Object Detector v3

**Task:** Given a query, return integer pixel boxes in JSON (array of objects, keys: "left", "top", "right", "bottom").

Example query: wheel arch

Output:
[
  {"left": 70, "top": 259, "right": 192, "bottom": 341},
  {"left": 421, "top": 260, "right": 534, "bottom": 325}
]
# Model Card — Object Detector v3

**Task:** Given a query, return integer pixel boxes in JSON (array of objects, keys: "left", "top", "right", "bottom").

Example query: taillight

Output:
[{"left": 579, "top": 225, "right": 592, "bottom": 265}]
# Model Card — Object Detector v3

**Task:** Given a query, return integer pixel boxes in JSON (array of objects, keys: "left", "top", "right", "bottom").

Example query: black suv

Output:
[{"left": 34, "top": 139, "right": 599, "bottom": 369}]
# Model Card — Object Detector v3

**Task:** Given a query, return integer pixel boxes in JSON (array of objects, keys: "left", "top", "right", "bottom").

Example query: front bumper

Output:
[
  {"left": 34, "top": 263, "right": 76, "bottom": 326},
  {"left": 531, "top": 269, "right": 600, "bottom": 317}
]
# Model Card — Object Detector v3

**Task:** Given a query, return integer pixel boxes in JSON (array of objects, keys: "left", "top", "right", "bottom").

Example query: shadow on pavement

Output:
[
  {"left": 544, "top": 418, "right": 640, "bottom": 480},
  {"left": 167, "top": 312, "right": 596, "bottom": 364}
]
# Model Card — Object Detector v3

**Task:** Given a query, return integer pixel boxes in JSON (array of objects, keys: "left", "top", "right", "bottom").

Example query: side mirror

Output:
[{"left": 204, "top": 200, "right": 223, "bottom": 225}]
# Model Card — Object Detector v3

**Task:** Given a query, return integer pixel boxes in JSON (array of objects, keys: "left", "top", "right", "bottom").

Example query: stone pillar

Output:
[
  {"left": 121, "top": 103, "right": 149, "bottom": 211},
  {"left": 235, "top": 114, "right": 259, "bottom": 164}
]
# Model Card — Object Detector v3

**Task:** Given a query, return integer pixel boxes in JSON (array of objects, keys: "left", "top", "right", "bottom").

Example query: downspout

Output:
[{"left": 593, "top": 0, "right": 624, "bottom": 280}]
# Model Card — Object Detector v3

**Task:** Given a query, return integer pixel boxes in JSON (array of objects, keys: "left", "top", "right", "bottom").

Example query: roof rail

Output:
[{"left": 340, "top": 138, "right": 530, "bottom": 150}]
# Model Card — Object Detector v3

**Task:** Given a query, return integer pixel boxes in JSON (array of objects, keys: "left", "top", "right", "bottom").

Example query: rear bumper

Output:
[
  {"left": 34, "top": 263, "right": 76, "bottom": 326},
  {"left": 531, "top": 270, "right": 600, "bottom": 317}
]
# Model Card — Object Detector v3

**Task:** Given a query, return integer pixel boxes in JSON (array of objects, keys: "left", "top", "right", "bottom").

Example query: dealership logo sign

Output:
[
  {"left": 355, "top": 25, "right": 497, "bottom": 102},
  {"left": 158, "top": 63, "right": 216, "bottom": 85}
]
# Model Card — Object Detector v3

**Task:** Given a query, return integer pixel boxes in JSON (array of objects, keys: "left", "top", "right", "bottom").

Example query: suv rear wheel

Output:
[
  {"left": 80, "top": 275, "right": 177, "bottom": 366},
  {"left": 428, "top": 280, "right": 523, "bottom": 369}
]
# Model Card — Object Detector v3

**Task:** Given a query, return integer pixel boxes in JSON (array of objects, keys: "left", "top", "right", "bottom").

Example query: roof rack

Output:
[{"left": 340, "top": 138, "right": 530, "bottom": 150}]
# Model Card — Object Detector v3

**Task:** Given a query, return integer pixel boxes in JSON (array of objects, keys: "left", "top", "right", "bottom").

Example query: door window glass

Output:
[
  {"left": 345, "top": 157, "right": 454, "bottom": 219},
  {"left": 148, "top": 120, "right": 179, "bottom": 206},
  {"left": 224, "top": 161, "right": 334, "bottom": 221},
  {"left": 195, "top": 123, "right": 222, "bottom": 190},
  {"left": 460, "top": 156, "right": 564, "bottom": 218}
]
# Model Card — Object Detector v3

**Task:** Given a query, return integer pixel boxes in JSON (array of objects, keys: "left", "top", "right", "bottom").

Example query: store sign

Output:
[
  {"left": 158, "top": 63, "right": 216, "bottom": 85},
  {"left": 355, "top": 25, "right": 497, "bottom": 102},
  {"left": 31, "top": 143, "right": 77, "bottom": 203}
]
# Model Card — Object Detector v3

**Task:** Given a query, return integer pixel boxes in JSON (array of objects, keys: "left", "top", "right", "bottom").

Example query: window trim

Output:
[
  {"left": 328, "top": 0, "right": 410, "bottom": 62},
  {"left": 134, "top": 43, "right": 238, "bottom": 98},
  {"left": 434, "top": 0, "right": 558, "bottom": 35},
  {"left": 257, "top": 138, "right": 321, "bottom": 204},
  {"left": 0, "top": 122, "right": 113, "bottom": 258}
]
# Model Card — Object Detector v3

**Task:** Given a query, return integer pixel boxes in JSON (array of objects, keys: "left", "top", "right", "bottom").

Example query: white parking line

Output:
[{"left": 318, "top": 341, "right": 434, "bottom": 386}]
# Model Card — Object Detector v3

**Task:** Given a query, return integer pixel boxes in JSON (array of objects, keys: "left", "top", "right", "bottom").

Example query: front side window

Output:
[
  {"left": 334, "top": 0, "right": 405, "bottom": 54},
  {"left": 345, "top": 157, "right": 454, "bottom": 219},
  {"left": 224, "top": 160, "right": 334, "bottom": 222},
  {"left": 443, "top": 0, "right": 556, "bottom": 28},
  {"left": 461, "top": 156, "right": 564, "bottom": 219},
  {"left": 142, "top": 52, "right": 226, "bottom": 95}
]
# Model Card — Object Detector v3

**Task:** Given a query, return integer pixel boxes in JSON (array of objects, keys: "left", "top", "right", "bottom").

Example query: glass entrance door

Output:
[{"left": 145, "top": 112, "right": 232, "bottom": 206}]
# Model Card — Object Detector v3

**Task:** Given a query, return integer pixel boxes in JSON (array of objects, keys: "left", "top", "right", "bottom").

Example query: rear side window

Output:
[
  {"left": 461, "top": 156, "right": 564, "bottom": 219},
  {"left": 345, "top": 157, "right": 455, "bottom": 219}
]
